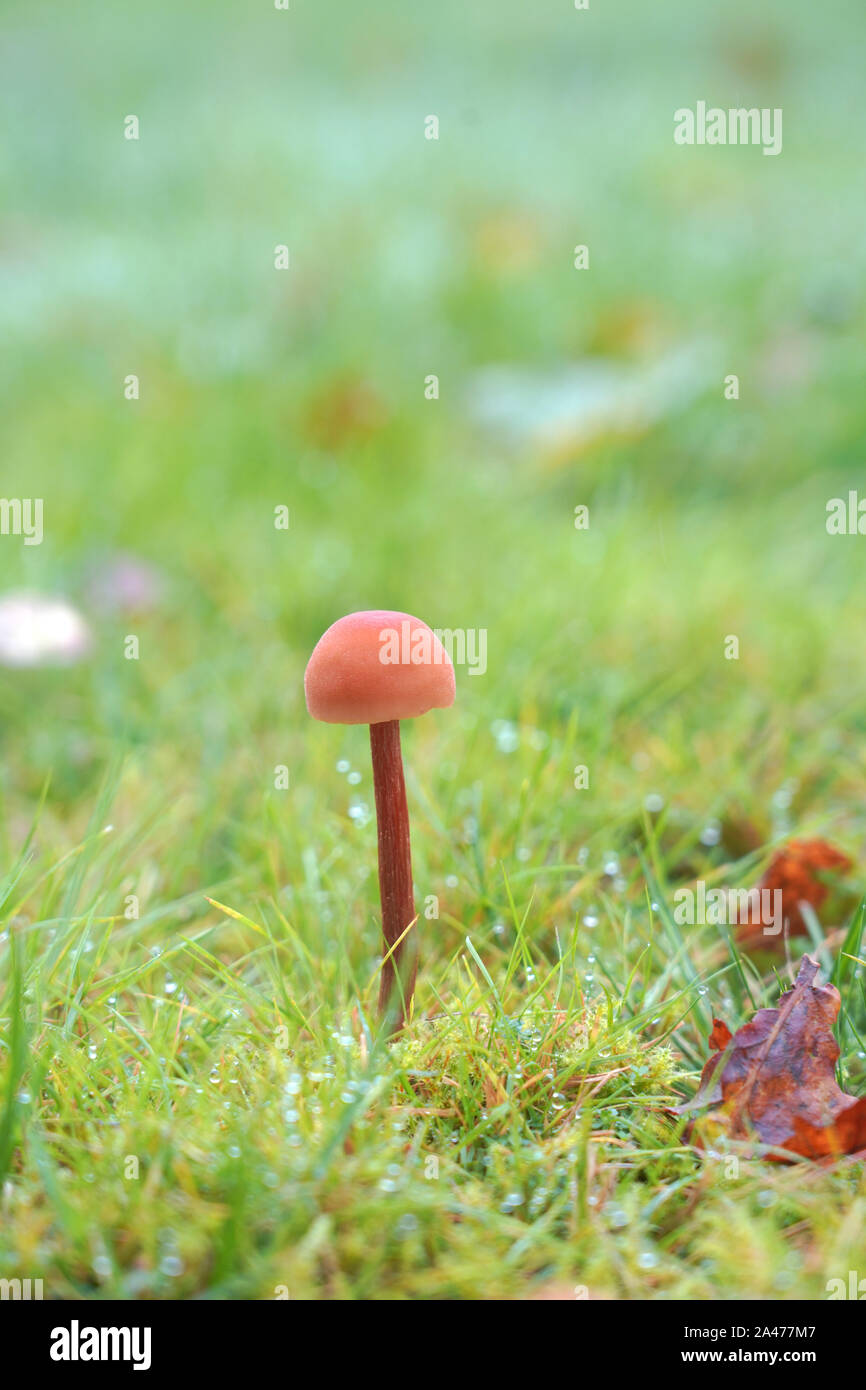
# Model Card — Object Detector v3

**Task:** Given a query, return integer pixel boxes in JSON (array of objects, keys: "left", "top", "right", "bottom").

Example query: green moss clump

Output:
[{"left": 391, "top": 1001, "right": 684, "bottom": 1153}]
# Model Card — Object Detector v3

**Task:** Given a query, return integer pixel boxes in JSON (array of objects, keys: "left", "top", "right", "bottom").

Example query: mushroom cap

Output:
[{"left": 305, "top": 610, "right": 456, "bottom": 725}]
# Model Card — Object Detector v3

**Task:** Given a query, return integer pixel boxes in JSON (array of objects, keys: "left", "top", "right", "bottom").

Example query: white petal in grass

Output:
[
  {"left": 0, "top": 592, "right": 91, "bottom": 667},
  {"left": 467, "top": 342, "right": 715, "bottom": 453}
]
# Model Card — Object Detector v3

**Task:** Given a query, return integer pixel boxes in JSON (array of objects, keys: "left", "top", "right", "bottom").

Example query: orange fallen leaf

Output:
[
  {"left": 708, "top": 1019, "right": 732, "bottom": 1051},
  {"left": 679, "top": 954, "right": 866, "bottom": 1161},
  {"left": 304, "top": 374, "right": 387, "bottom": 450},
  {"left": 735, "top": 838, "right": 852, "bottom": 951}
]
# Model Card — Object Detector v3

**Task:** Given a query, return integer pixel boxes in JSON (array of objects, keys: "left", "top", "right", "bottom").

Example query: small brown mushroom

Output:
[{"left": 304, "top": 610, "right": 455, "bottom": 1030}]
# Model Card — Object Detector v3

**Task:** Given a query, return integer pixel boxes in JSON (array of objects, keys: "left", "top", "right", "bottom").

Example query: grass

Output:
[{"left": 2, "top": 0, "right": 866, "bottom": 1299}]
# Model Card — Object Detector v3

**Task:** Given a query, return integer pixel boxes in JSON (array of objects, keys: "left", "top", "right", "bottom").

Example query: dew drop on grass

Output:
[
  {"left": 491, "top": 720, "right": 519, "bottom": 753},
  {"left": 336, "top": 760, "right": 350, "bottom": 773},
  {"left": 771, "top": 783, "right": 795, "bottom": 810},
  {"left": 160, "top": 1255, "right": 184, "bottom": 1277},
  {"left": 500, "top": 1192, "right": 524, "bottom": 1213},
  {"left": 644, "top": 793, "right": 664, "bottom": 813},
  {"left": 582, "top": 913, "right": 599, "bottom": 929},
  {"left": 347, "top": 771, "right": 361, "bottom": 785},
  {"left": 638, "top": 1251, "right": 658, "bottom": 1269}
]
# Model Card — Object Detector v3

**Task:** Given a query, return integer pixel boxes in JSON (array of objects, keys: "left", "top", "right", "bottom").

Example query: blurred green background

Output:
[{"left": 2, "top": 0, "right": 865, "bottom": 826}]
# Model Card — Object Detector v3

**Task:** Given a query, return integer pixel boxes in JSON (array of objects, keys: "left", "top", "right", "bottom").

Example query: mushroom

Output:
[{"left": 304, "top": 610, "right": 455, "bottom": 1030}]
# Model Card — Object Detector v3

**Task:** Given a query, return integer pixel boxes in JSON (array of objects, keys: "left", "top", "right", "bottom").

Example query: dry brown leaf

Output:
[
  {"left": 735, "top": 838, "right": 852, "bottom": 951},
  {"left": 679, "top": 954, "right": 866, "bottom": 1161}
]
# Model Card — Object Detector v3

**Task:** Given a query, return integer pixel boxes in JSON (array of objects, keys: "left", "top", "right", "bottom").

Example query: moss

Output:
[{"left": 391, "top": 1002, "right": 685, "bottom": 1151}]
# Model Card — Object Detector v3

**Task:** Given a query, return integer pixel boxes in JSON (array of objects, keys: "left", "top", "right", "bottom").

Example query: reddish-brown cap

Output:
[{"left": 305, "top": 610, "right": 456, "bottom": 725}]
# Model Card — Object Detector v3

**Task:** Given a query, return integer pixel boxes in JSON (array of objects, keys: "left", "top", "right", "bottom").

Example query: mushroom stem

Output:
[{"left": 369, "top": 719, "right": 417, "bottom": 1030}]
